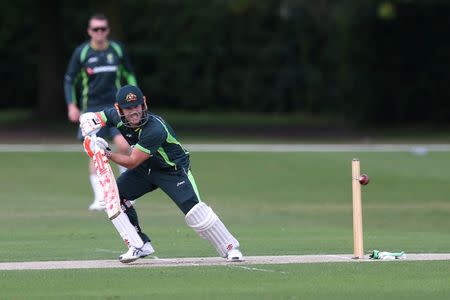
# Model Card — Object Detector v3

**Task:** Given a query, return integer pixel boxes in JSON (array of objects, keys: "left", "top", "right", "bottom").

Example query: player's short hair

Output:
[{"left": 88, "top": 13, "right": 108, "bottom": 26}]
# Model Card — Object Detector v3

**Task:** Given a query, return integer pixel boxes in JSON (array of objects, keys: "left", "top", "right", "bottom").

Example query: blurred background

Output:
[{"left": 1, "top": 0, "right": 450, "bottom": 140}]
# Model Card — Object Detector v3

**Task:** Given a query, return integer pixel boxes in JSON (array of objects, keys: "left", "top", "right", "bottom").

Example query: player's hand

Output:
[
  {"left": 67, "top": 103, "right": 80, "bottom": 123},
  {"left": 95, "top": 137, "right": 111, "bottom": 154},
  {"left": 83, "top": 136, "right": 111, "bottom": 159},
  {"left": 79, "top": 112, "right": 103, "bottom": 137}
]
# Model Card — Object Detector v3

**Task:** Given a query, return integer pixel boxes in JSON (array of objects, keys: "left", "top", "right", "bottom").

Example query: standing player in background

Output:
[
  {"left": 64, "top": 13, "right": 137, "bottom": 211},
  {"left": 80, "top": 85, "right": 244, "bottom": 262}
]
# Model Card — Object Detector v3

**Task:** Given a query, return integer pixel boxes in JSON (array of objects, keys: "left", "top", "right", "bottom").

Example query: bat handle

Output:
[{"left": 89, "top": 134, "right": 98, "bottom": 152}]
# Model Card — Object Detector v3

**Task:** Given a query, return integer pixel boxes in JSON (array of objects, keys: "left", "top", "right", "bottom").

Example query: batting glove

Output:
[
  {"left": 83, "top": 136, "right": 112, "bottom": 159},
  {"left": 79, "top": 112, "right": 104, "bottom": 137},
  {"left": 95, "top": 137, "right": 112, "bottom": 158}
]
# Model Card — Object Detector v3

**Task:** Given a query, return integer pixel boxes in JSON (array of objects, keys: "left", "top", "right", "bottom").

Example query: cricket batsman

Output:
[{"left": 80, "top": 85, "right": 244, "bottom": 262}]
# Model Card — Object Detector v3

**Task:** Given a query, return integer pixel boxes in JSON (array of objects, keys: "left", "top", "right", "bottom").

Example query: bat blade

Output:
[{"left": 93, "top": 148, "right": 121, "bottom": 219}]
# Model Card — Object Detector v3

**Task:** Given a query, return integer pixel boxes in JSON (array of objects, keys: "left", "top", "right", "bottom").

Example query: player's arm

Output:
[
  {"left": 85, "top": 138, "right": 150, "bottom": 169},
  {"left": 101, "top": 126, "right": 164, "bottom": 169},
  {"left": 108, "top": 147, "right": 150, "bottom": 169},
  {"left": 64, "top": 47, "right": 83, "bottom": 122}
]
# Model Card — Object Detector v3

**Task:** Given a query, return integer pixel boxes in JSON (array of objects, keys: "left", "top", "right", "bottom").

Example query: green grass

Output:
[
  {"left": 1, "top": 262, "right": 449, "bottom": 299},
  {"left": 0, "top": 151, "right": 449, "bottom": 299}
]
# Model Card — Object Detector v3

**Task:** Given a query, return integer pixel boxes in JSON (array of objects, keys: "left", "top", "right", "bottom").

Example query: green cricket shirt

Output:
[
  {"left": 64, "top": 40, "right": 137, "bottom": 112},
  {"left": 100, "top": 108, "right": 190, "bottom": 171}
]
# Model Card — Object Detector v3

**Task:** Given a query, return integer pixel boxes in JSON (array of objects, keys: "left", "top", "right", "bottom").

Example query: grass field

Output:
[{"left": 0, "top": 149, "right": 449, "bottom": 299}]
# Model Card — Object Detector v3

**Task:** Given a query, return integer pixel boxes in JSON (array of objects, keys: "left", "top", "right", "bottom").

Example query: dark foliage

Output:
[{"left": 1, "top": 0, "right": 449, "bottom": 123}]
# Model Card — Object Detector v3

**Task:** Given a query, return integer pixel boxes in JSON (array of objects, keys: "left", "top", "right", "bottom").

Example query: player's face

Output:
[
  {"left": 122, "top": 105, "right": 143, "bottom": 127},
  {"left": 88, "top": 19, "right": 109, "bottom": 43}
]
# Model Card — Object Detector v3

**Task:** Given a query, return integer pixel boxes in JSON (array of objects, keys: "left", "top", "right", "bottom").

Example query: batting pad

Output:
[
  {"left": 185, "top": 202, "right": 239, "bottom": 257},
  {"left": 111, "top": 212, "right": 144, "bottom": 248}
]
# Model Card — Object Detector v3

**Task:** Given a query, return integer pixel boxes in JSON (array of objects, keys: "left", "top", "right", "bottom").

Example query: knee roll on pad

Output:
[
  {"left": 185, "top": 202, "right": 239, "bottom": 257},
  {"left": 186, "top": 202, "right": 218, "bottom": 231}
]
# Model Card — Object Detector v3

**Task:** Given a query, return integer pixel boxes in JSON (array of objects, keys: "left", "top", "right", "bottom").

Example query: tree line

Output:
[{"left": 1, "top": 0, "right": 449, "bottom": 124}]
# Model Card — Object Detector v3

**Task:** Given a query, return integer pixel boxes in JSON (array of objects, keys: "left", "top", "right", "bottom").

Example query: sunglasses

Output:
[{"left": 90, "top": 27, "right": 108, "bottom": 32}]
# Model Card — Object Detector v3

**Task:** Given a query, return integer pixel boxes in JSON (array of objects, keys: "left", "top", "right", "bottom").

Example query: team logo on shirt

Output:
[
  {"left": 87, "top": 56, "right": 99, "bottom": 63},
  {"left": 86, "top": 67, "right": 94, "bottom": 75},
  {"left": 85, "top": 66, "right": 117, "bottom": 76},
  {"left": 107, "top": 53, "right": 114, "bottom": 64},
  {"left": 126, "top": 93, "right": 137, "bottom": 102}
]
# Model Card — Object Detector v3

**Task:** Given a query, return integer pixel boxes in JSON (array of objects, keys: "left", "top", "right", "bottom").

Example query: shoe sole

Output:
[
  {"left": 119, "top": 253, "right": 153, "bottom": 264},
  {"left": 227, "top": 256, "right": 244, "bottom": 262},
  {"left": 119, "top": 258, "right": 138, "bottom": 264}
]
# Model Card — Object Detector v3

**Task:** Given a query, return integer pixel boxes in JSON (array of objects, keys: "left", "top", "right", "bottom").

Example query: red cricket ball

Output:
[{"left": 359, "top": 174, "right": 370, "bottom": 185}]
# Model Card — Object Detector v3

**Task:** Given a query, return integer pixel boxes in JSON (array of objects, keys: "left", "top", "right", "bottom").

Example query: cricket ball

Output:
[{"left": 359, "top": 174, "right": 370, "bottom": 185}]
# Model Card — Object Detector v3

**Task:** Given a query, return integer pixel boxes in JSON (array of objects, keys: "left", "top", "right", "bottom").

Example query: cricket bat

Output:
[
  {"left": 91, "top": 135, "right": 121, "bottom": 219},
  {"left": 85, "top": 133, "right": 145, "bottom": 249}
]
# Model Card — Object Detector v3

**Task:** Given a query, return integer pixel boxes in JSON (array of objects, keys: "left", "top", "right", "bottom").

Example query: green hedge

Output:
[{"left": 2, "top": 0, "right": 450, "bottom": 124}]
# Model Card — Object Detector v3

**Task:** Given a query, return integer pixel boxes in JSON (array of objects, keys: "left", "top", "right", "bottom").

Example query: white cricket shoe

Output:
[
  {"left": 119, "top": 242, "right": 155, "bottom": 263},
  {"left": 88, "top": 200, "right": 105, "bottom": 211},
  {"left": 226, "top": 248, "right": 244, "bottom": 262}
]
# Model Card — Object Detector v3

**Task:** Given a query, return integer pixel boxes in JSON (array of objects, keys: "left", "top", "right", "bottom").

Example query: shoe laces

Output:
[{"left": 132, "top": 247, "right": 143, "bottom": 256}]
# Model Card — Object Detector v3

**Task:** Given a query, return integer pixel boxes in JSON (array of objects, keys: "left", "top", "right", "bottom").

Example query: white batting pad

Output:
[
  {"left": 185, "top": 202, "right": 239, "bottom": 257},
  {"left": 111, "top": 212, "right": 144, "bottom": 248}
]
